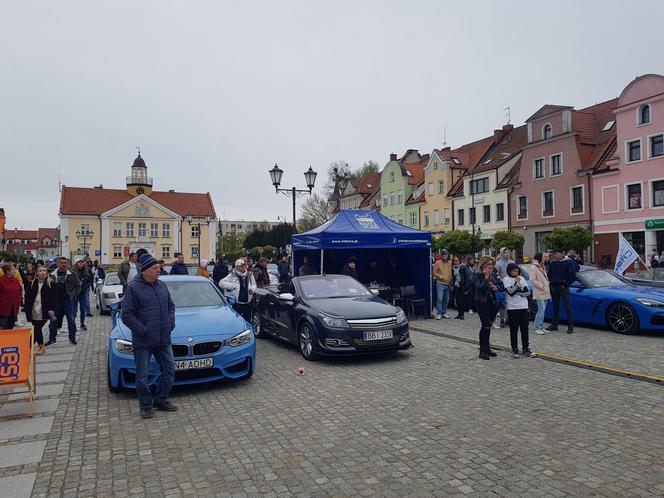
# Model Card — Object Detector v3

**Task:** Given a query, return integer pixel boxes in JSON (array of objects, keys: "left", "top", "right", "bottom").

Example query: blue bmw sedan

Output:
[{"left": 107, "top": 276, "right": 255, "bottom": 391}]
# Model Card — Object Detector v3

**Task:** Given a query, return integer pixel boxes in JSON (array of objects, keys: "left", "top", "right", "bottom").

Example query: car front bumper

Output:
[{"left": 313, "top": 322, "right": 411, "bottom": 356}]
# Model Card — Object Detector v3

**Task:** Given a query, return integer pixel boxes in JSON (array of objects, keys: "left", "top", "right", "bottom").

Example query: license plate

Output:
[
  {"left": 175, "top": 358, "right": 213, "bottom": 370},
  {"left": 363, "top": 330, "right": 393, "bottom": 341}
]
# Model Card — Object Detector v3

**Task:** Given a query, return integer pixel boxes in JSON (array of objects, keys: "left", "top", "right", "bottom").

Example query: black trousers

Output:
[
  {"left": 551, "top": 285, "right": 574, "bottom": 326},
  {"left": 233, "top": 302, "right": 253, "bottom": 323},
  {"left": 0, "top": 315, "right": 17, "bottom": 330},
  {"left": 507, "top": 308, "right": 529, "bottom": 352},
  {"left": 454, "top": 287, "right": 464, "bottom": 316},
  {"left": 476, "top": 301, "right": 496, "bottom": 354},
  {"left": 32, "top": 320, "right": 47, "bottom": 346}
]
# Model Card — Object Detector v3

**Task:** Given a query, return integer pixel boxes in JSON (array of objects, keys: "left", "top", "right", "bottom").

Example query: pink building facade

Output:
[
  {"left": 509, "top": 101, "right": 616, "bottom": 258},
  {"left": 592, "top": 74, "right": 664, "bottom": 268}
]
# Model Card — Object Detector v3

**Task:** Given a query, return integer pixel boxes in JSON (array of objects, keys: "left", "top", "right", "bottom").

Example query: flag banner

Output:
[{"left": 614, "top": 234, "right": 639, "bottom": 275}]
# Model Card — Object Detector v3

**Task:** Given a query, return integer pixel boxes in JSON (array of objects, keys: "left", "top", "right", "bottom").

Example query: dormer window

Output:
[
  {"left": 639, "top": 104, "right": 651, "bottom": 125},
  {"left": 543, "top": 124, "right": 552, "bottom": 139},
  {"left": 389, "top": 171, "right": 395, "bottom": 183}
]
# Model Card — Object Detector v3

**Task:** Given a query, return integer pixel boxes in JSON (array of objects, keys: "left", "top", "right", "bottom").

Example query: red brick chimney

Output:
[
  {"left": 493, "top": 124, "right": 514, "bottom": 144},
  {"left": 390, "top": 153, "right": 397, "bottom": 161}
]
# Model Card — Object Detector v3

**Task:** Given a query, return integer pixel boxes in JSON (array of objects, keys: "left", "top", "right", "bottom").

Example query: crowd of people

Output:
[{"left": 433, "top": 247, "right": 583, "bottom": 360}]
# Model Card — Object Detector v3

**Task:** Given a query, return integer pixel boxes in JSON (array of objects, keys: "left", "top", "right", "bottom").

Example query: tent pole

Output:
[{"left": 320, "top": 249, "right": 324, "bottom": 275}]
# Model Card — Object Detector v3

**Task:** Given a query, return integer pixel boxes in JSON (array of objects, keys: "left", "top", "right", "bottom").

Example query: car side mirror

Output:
[
  {"left": 370, "top": 289, "right": 379, "bottom": 296},
  {"left": 97, "top": 278, "right": 103, "bottom": 284},
  {"left": 278, "top": 293, "right": 295, "bottom": 301}
]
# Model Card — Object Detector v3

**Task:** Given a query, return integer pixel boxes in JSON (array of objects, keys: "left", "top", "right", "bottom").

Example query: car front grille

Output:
[
  {"left": 171, "top": 344, "right": 189, "bottom": 357},
  {"left": 353, "top": 337, "right": 398, "bottom": 347},
  {"left": 193, "top": 341, "right": 222, "bottom": 355},
  {"left": 347, "top": 317, "right": 397, "bottom": 329}
]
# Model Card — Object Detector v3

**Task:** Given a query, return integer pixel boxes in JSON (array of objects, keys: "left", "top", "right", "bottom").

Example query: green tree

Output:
[
  {"left": 433, "top": 231, "right": 482, "bottom": 256},
  {"left": 490, "top": 231, "right": 525, "bottom": 252},
  {"left": 541, "top": 226, "right": 593, "bottom": 252},
  {"left": 350, "top": 160, "right": 380, "bottom": 181},
  {"left": 298, "top": 192, "right": 332, "bottom": 232}
]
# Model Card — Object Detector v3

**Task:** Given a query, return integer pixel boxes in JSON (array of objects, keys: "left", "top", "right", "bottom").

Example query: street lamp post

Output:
[
  {"left": 268, "top": 164, "right": 318, "bottom": 233},
  {"left": 186, "top": 213, "right": 213, "bottom": 265},
  {"left": 75, "top": 229, "right": 94, "bottom": 258}
]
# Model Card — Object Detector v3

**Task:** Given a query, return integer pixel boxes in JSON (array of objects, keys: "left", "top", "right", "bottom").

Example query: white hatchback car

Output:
[{"left": 95, "top": 272, "right": 124, "bottom": 314}]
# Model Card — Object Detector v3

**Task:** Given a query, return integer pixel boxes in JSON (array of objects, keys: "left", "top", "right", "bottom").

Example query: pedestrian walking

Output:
[
  {"left": 25, "top": 265, "right": 56, "bottom": 355},
  {"left": 219, "top": 259, "right": 257, "bottom": 322},
  {"left": 452, "top": 257, "right": 461, "bottom": 312},
  {"left": 254, "top": 257, "right": 271, "bottom": 288},
  {"left": 212, "top": 258, "right": 229, "bottom": 286},
  {"left": 503, "top": 263, "right": 533, "bottom": 358},
  {"left": 94, "top": 263, "right": 106, "bottom": 291},
  {"left": 277, "top": 255, "right": 290, "bottom": 284},
  {"left": 547, "top": 248, "right": 576, "bottom": 334},
  {"left": 169, "top": 252, "right": 189, "bottom": 275},
  {"left": 197, "top": 259, "right": 210, "bottom": 278},
  {"left": 530, "top": 253, "right": 551, "bottom": 335},
  {"left": 0, "top": 262, "right": 23, "bottom": 329},
  {"left": 121, "top": 254, "right": 177, "bottom": 419},
  {"left": 118, "top": 252, "right": 138, "bottom": 291},
  {"left": 433, "top": 250, "right": 453, "bottom": 319},
  {"left": 474, "top": 258, "right": 498, "bottom": 360},
  {"left": 74, "top": 257, "right": 92, "bottom": 330},
  {"left": 47, "top": 257, "right": 81, "bottom": 345},
  {"left": 455, "top": 256, "right": 476, "bottom": 319},
  {"left": 494, "top": 248, "right": 515, "bottom": 328}
]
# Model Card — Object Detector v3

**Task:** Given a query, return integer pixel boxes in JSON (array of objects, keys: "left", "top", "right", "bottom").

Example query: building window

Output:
[
  {"left": 627, "top": 139, "right": 641, "bottom": 162},
  {"left": 191, "top": 225, "right": 200, "bottom": 237},
  {"left": 423, "top": 211, "right": 429, "bottom": 227},
  {"left": 383, "top": 195, "right": 388, "bottom": 207},
  {"left": 113, "top": 222, "right": 122, "bottom": 237},
  {"left": 138, "top": 223, "right": 147, "bottom": 237},
  {"left": 113, "top": 245, "right": 122, "bottom": 259},
  {"left": 639, "top": 104, "right": 651, "bottom": 125},
  {"left": 517, "top": 196, "right": 528, "bottom": 220},
  {"left": 543, "top": 191, "right": 554, "bottom": 217},
  {"left": 162, "top": 246, "right": 170, "bottom": 258},
  {"left": 428, "top": 182, "right": 434, "bottom": 196},
  {"left": 496, "top": 203, "right": 505, "bottom": 222},
  {"left": 543, "top": 124, "right": 552, "bottom": 139},
  {"left": 438, "top": 180, "right": 444, "bottom": 194},
  {"left": 126, "top": 223, "right": 134, "bottom": 237},
  {"left": 650, "top": 134, "right": 664, "bottom": 158},
  {"left": 433, "top": 209, "right": 440, "bottom": 225},
  {"left": 397, "top": 190, "right": 403, "bottom": 204},
  {"left": 80, "top": 224, "right": 91, "bottom": 235},
  {"left": 191, "top": 246, "right": 199, "bottom": 258},
  {"left": 433, "top": 161, "right": 438, "bottom": 170},
  {"left": 653, "top": 180, "right": 664, "bottom": 207},
  {"left": 409, "top": 211, "right": 417, "bottom": 227},
  {"left": 469, "top": 207, "right": 476, "bottom": 225},
  {"left": 162, "top": 223, "right": 170, "bottom": 237},
  {"left": 534, "top": 158, "right": 544, "bottom": 179},
  {"left": 457, "top": 209, "right": 464, "bottom": 226},
  {"left": 627, "top": 183, "right": 642, "bottom": 209},
  {"left": 390, "top": 171, "right": 395, "bottom": 182},
  {"left": 390, "top": 193, "right": 395, "bottom": 206},
  {"left": 150, "top": 223, "right": 159, "bottom": 237},
  {"left": 550, "top": 154, "right": 562, "bottom": 176},
  {"left": 483, "top": 205, "right": 491, "bottom": 223},
  {"left": 470, "top": 177, "right": 489, "bottom": 194},
  {"left": 444, "top": 208, "right": 450, "bottom": 225},
  {"left": 571, "top": 186, "right": 584, "bottom": 214}
]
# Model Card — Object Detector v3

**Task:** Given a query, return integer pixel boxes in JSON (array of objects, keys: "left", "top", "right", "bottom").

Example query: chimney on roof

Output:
[
  {"left": 390, "top": 153, "right": 397, "bottom": 161},
  {"left": 94, "top": 185, "right": 103, "bottom": 189},
  {"left": 169, "top": 189, "right": 175, "bottom": 193},
  {"left": 493, "top": 124, "right": 514, "bottom": 144}
]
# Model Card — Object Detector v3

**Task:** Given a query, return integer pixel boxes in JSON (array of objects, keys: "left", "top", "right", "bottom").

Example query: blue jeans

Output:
[
  {"left": 76, "top": 289, "right": 89, "bottom": 326},
  {"left": 436, "top": 283, "right": 450, "bottom": 316},
  {"left": 134, "top": 345, "right": 176, "bottom": 411},
  {"left": 534, "top": 299, "right": 547, "bottom": 331},
  {"left": 49, "top": 300, "right": 77, "bottom": 342}
]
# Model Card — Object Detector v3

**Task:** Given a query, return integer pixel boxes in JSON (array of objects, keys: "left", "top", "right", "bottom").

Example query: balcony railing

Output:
[{"left": 126, "top": 176, "right": 153, "bottom": 186}]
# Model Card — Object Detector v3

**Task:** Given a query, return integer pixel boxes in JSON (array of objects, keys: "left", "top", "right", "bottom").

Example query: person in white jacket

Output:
[
  {"left": 503, "top": 262, "right": 532, "bottom": 358},
  {"left": 219, "top": 259, "right": 257, "bottom": 322}
]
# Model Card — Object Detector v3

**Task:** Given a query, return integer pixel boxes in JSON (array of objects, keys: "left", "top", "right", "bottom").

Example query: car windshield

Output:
[
  {"left": 298, "top": 276, "right": 372, "bottom": 299},
  {"left": 627, "top": 268, "right": 664, "bottom": 281},
  {"left": 105, "top": 273, "right": 121, "bottom": 285},
  {"left": 164, "top": 281, "right": 224, "bottom": 307},
  {"left": 578, "top": 270, "right": 628, "bottom": 288}
]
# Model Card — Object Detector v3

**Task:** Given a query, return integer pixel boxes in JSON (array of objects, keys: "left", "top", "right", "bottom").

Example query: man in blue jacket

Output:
[
  {"left": 122, "top": 254, "right": 177, "bottom": 419},
  {"left": 546, "top": 248, "right": 577, "bottom": 334}
]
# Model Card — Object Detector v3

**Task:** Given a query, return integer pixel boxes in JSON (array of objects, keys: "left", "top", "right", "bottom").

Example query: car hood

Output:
[
  {"left": 586, "top": 284, "right": 664, "bottom": 300},
  {"left": 117, "top": 305, "right": 248, "bottom": 341},
  {"left": 308, "top": 296, "right": 396, "bottom": 319}
]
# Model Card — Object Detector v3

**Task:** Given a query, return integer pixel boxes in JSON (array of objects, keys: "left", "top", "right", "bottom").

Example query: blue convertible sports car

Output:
[
  {"left": 107, "top": 276, "right": 256, "bottom": 392},
  {"left": 523, "top": 266, "right": 664, "bottom": 334}
]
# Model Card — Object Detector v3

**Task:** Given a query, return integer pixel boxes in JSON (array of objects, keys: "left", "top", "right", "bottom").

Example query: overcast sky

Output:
[{"left": 2, "top": 0, "right": 663, "bottom": 229}]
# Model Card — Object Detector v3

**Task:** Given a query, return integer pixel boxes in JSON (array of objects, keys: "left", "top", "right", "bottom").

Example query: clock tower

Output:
[{"left": 126, "top": 151, "right": 153, "bottom": 196}]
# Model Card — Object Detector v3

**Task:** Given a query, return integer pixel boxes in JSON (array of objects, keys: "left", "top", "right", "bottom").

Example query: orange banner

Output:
[{"left": 0, "top": 327, "right": 32, "bottom": 385}]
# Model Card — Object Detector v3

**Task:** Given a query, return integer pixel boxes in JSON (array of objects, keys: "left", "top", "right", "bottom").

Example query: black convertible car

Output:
[{"left": 252, "top": 275, "right": 411, "bottom": 360}]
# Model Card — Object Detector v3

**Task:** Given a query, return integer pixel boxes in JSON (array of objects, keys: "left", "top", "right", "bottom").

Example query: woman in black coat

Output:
[
  {"left": 25, "top": 265, "right": 57, "bottom": 355},
  {"left": 474, "top": 258, "right": 499, "bottom": 360}
]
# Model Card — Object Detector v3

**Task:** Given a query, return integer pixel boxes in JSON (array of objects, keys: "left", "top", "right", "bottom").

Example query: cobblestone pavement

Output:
[
  {"left": 3, "top": 313, "right": 663, "bottom": 497},
  {"left": 410, "top": 313, "right": 664, "bottom": 377}
]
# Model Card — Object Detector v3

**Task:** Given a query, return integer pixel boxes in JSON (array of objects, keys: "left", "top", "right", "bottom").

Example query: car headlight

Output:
[
  {"left": 103, "top": 292, "right": 117, "bottom": 298},
  {"left": 396, "top": 307, "right": 407, "bottom": 325},
  {"left": 114, "top": 339, "right": 134, "bottom": 354},
  {"left": 225, "top": 329, "right": 253, "bottom": 347},
  {"left": 635, "top": 297, "right": 664, "bottom": 307},
  {"left": 319, "top": 313, "right": 349, "bottom": 328}
]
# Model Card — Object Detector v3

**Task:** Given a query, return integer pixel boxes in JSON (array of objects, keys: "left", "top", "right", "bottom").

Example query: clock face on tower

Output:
[{"left": 136, "top": 187, "right": 145, "bottom": 195}]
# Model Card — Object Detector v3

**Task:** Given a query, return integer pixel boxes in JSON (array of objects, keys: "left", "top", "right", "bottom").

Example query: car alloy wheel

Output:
[
  {"left": 251, "top": 311, "right": 264, "bottom": 338},
  {"left": 607, "top": 303, "right": 639, "bottom": 334},
  {"left": 298, "top": 323, "right": 319, "bottom": 361}
]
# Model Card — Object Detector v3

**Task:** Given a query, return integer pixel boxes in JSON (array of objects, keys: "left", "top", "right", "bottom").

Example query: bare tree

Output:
[{"left": 298, "top": 192, "right": 332, "bottom": 232}]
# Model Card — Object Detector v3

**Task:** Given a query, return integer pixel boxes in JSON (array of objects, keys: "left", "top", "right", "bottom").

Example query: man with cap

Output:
[
  {"left": 122, "top": 253, "right": 177, "bottom": 419},
  {"left": 47, "top": 256, "right": 81, "bottom": 346},
  {"left": 547, "top": 248, "right": 577, "bottom": 334},
  {"left": 219, "top": 259, "right": 257, "bottom": 322},
  {"left": 433, "top": 250, "right": 453, "bottom": 319}
]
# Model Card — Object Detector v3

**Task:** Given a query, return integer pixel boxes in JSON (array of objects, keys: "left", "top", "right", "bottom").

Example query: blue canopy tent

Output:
[{"left": 291, "top": 210, "right": 433, "bottom": 313}]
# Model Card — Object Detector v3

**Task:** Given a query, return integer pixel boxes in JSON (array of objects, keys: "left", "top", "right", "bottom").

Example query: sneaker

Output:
[
  {"left": 479, "top": 353, "right": 490, "bottom": 360},
  {"left": 442, "top": 314, "right": 451, "bottom": 319},
  {"left": 566, "top": 326, "right": 574, "bottom": 334},
  {"left": 522, "top": 349, "right": 534, "bottom": 357},
  {"left": 140, "top": 408, "right": 154, "bottom": 419},
  {"left": 534, "top": 329, "right": 546, "bottom": 335},
  {"left": 511, "top": 349, "right": 521, "bottom": 358},
  {"left": 469, "top": 310, "right": 474, "bottom": 315},
  {"left": 80, "top": 324, "right": 87, "bottom": 331},
  {"left": 86, "top": 313, "right": 93, "bottom": 317},
  {"left": 488, "top": 350, "right": 497, "bottom": 357},
  {"left": 154, "top": 401, "right": 178, "bottom": 412},
  {"left": 493, "top": 323, "right": 501, "bottom": 329},
  {"left": 69, "top": 339, "right": 77, "bottom": 345},
  {"left": 455, "top": 315, "right": 465, "bottom": 320},
  {"left": 45, "top": 340, "right": 56, "bottom": 346},
  {"left": 545, "top": 324, "right": 558, "bottom": 332},
  {"left": 435, "top": 315, "right": 442, "bottom": 320}
]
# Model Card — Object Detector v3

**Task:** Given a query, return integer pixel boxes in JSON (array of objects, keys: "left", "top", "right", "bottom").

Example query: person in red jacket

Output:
[{"left": 0, "top": 262, "right": 23, "bottom": 329}]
